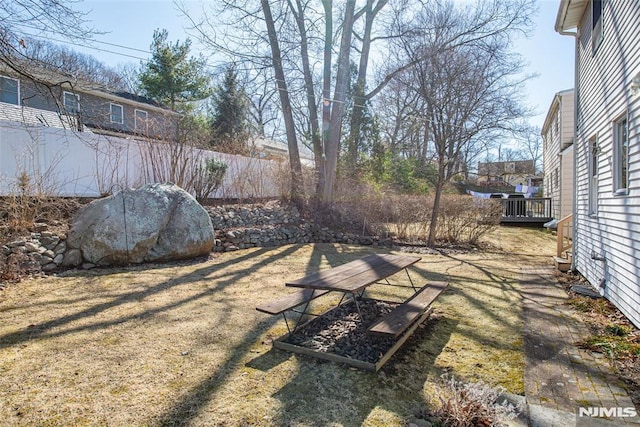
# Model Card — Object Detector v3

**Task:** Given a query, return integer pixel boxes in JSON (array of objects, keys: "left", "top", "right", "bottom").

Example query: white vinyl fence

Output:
[{"left": 0, "top": 120, "right": 284, "bottom": 199}]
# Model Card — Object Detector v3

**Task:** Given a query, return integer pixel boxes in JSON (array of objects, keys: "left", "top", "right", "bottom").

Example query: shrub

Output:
[
  {"left": 427, "top": 374, "right": 521, "bottom": 427},
  {"left": 192, "top": 157, "right": 227, "bottom": 202},
  {"left": 437, "top": 196, "right": 502, "bottom": 245}
]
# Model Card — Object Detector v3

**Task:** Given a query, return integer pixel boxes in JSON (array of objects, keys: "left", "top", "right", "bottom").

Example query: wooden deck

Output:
[{"left": 499, "top": 197, "right": 553, "bottom": 225}]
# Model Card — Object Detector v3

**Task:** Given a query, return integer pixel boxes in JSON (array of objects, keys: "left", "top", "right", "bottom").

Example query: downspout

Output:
[{"left": 556, "top": 24, "right": 579, "bottom": 272}]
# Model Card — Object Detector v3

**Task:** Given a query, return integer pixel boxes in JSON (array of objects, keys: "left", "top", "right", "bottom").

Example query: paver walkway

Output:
[{"left": 519, "top": 266, "right": 640, "bottom": 426}]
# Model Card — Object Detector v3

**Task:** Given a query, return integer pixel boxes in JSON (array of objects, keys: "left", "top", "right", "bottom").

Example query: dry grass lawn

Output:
[{"left": 0, "top": 227, "right": 556, "bottom": 426}]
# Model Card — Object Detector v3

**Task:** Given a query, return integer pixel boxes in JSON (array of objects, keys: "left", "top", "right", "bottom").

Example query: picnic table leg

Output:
[
  {"left": 405, "top": 268, "right": 417, "bottom": 292},
  {"left": 351, "top": 292, "right": 364, "bottom": 320},
  {"left": 290, "top": 299, "right": 313, "bottom": 334},
  {"left": 282, "top": 313, "right": 293, "bottom": 335}
]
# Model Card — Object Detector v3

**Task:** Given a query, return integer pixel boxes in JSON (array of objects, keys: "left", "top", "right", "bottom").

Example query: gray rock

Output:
[
  {"left": 81, "top": 263, "right": 96, "bottom": 270},
  {"left": 10, "top": 245, "right": 26, "bottom": 254},
  {"left": 24, "top": 242, "right": 41, "bottom": 253},
  {"left": 40, "top": 236, "right": 60, "bottom": 250},
  {"left": 53, "top": 241, "right": 67, "bottom": 255},
  {"left": 0, "top": 245, "right": 9, "bottom": 256},
  {"left": 32, "top": 222, "right": 48, "bottom": 232},
  {"left": 62, "top": 249, "right": 83, "bottom": 267},
  {"left": 67, "top": 183, "right": 214, "bottom": 266},
  {"left": 38, "top": 256, "right": 54, "bottom": 266},
  {"left": 53, "top": 254, "right": 64, "bottom": 265},
  {"left": 6, "top": 239, "right": 25, "bottom": 248},
  {"left": 42, "top": 263, "right": 58, "bottom": 272}
]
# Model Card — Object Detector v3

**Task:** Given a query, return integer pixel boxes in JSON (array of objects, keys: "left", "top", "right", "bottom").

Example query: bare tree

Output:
[
  {"left": 516, "top": 125, "right": 543, "bottom": 174},
  {"left": 0, "top": 0, "right": 97, "bottom": 99},
  {"left": 394, "top": 2, "right": 534, "bottom": 246},
  {"left": 261, "top": 0, "right": 305, "bottom": 206}
]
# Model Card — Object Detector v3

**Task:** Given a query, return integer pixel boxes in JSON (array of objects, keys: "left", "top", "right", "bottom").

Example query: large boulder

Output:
[{"left": 67, "top": 183, "right": 214, "bottom": 266}]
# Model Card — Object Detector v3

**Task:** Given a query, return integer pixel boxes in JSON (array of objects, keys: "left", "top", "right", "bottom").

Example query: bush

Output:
[
  {"left": 423, "top": 374, "right": 520, "bottom": 427},
  {"left": 437, "top": 196, "right": 502, "bottom": 245},
  {"left": 192, "top": 157, "right": 227, "bottom": 202}
]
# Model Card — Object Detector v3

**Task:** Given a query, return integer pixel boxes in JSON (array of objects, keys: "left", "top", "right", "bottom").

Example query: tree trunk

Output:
[
  {"left": 261, "top": 0, "right": 304, "bottom": 206},
  {"left": 322, "top": 0, "right": 357, "bottom": 204},
  {"left": 346, "top": 0, "right": 378, "bottom": 174},
  {"left": 290, "top": 0, "right": 324, "bottom": 198},
  {"left": 321, "top": 0, "right": 332, "bottom": 201},
  {"left": 427, "top": 161, "right": 446, "bottom": 247}
]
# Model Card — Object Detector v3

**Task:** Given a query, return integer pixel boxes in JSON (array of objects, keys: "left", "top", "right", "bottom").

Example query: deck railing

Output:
[{"left": 498, "top": 197, "right": 552, "bottom": 223}]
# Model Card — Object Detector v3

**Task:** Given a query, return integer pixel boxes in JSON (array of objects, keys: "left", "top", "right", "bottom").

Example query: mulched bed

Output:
[{"left": 284, "top": 299, "right": 401, "bottom": 364}]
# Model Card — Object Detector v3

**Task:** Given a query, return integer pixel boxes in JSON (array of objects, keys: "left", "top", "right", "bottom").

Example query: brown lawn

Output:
[{"left": 0, "top": 227, "right": 556, "bottom": 426}]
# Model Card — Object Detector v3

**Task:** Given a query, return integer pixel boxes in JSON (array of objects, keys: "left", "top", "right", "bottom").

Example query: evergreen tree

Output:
[
  {"left": 210, "top": 64, "right": 248, "bottom": 152},
  {"left": 139, "top": 29, "right": 210, "bottom": 111}
]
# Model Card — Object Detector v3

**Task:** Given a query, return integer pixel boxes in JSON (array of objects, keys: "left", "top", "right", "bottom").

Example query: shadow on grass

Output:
[
  {"left": 269, "top": 315, "right": 458, "bottom": 426},
  {"left": 155, "top": 243, "right": 378, "bottom": 426},
  {"left": 0, "top": 245, "right": 302, "bottom": 348}
]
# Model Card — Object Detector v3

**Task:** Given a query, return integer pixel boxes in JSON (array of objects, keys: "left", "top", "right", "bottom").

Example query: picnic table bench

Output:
[
  {"left": 255, "top": 253, "right": 449, "bottom": 371},
  {"left": 369, "top": 281, "right": 449, "bottom": 337}
]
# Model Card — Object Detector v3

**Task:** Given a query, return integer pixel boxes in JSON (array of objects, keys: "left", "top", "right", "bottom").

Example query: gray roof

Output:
[{"left": 0, "top": 102, "right": 75, "bottom": 129}]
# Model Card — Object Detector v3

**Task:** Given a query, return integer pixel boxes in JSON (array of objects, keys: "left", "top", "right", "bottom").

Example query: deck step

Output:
[{"left": 554, "top": 256, "right": 571, "bottom": 272}]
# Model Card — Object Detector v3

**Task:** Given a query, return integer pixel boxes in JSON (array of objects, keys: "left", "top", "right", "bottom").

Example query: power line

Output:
[
  {"left": 19, "top": 31, "right": 150, "bottom": 61},
  {"left": 18, "top": 22, "right": 152, "bottom": 55}
]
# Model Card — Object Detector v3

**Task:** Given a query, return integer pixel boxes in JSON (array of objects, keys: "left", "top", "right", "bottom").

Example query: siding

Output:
[
  {"left": 15, "top": 79, "right": 178, "bottom": 139},
  {"left": 572, "top": 0, "right": 640, "bottom": 328},
  {"left": 542, "top": 89, "right": 574, "bottom": 219},
  {"left": 560, "top": 144, "right": 574, "bottom": 219}
]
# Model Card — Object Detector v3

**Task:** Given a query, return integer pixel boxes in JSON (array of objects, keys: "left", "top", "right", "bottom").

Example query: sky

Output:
[{"left": 62, "top": 0, "right": 575, "bottom": 133}]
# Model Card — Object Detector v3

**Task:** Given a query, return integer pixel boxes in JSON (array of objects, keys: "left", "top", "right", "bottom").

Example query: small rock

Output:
[
  {"left": 53, "top": 241, "right": 67, "bottom": 255},
  {"left": 38, "top": 255, "right": 54, "bottom": 266},
  {"left": 42, "top": 263, "right": 58, "bottom": 272},
  {"left": 53, "top": 254, "right": 64, "bottom": 265},
  {"left": 24, "top": 242, "right": 41, "bottom": 253},
  {"left": 62, "top": 249, "right": 82, "bottom": 267},
  {"left": 10, "top": 245, "right": 26, "bottom": 254},
  {"left": 32, "top": 222, "right": 48, "bottom": 232},
  {"left": 81, "top": 263, "right": 95, "bottom": 270},
  {"left": 6, "top": 239, "right": 25, "bottom": 248}
]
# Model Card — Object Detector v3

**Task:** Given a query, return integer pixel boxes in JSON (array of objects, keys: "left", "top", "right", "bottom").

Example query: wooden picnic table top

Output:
[{"left": 285, "top": 253, "right": 421, "bottom": 293}]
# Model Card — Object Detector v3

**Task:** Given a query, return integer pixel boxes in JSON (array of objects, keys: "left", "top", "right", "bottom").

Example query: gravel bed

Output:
[{"left": 284, "top": 299, "right": 401, "bottom": 364}]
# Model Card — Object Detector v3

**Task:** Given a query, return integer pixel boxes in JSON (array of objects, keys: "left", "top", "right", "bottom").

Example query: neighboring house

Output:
[
  {"left": 542, "top": 89, "right": 575, "bottom": 220},
  {"left": 477, "top": 160, "right": 536, "bottom": 187},
  {"left": 251, "top": 137, "right": 315, "bottom": 167},
  {"left": 556, "top": 0, "right": 640, "bottom": 328},
  {"left": 0, "top": 70, "right": 179, "bottom": 140}
]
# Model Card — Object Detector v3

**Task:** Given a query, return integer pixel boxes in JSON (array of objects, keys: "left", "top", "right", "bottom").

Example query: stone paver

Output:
[{"left": 520, "top": 266, "right": 640, "bottom": 426}]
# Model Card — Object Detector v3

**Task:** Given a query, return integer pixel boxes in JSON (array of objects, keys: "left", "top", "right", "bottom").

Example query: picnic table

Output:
[{"left": 256, "top": 253, "right": 448, "bottom": 371}]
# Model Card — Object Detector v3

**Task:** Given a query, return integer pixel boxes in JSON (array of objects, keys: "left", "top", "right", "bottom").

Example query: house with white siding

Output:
[
  {"left": 542, "top": 89, "right": 575, "bottom": 220},
  {"left": 556, "top": 0, "right": 640, "bottom": 328}
]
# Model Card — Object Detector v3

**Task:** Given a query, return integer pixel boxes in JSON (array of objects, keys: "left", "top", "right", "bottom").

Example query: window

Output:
[
  {"left": 135, "top": 109, "right": 148, "bottom": 131},
  {"left": 63, "top": 91, "right": 80, "bottom": 114},
  {"left": 0, "top": 76, "right": 19, "bottom": 105},
  {"left": 592, "top": 0, "right": 603, "bottom": 52},
  {"left": 589, "top": 136, "right": 599, "bottom": 215},
  {"left": 613, "top": 114, "right": 629, "bottom": 194},
  {"left": 110, "top": 103, "right": 123, "bottom": 124}
]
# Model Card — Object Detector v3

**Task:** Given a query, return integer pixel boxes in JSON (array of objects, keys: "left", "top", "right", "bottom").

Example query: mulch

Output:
[{"left": 284, "top": 299, "right": 400, "bottom": 364}]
